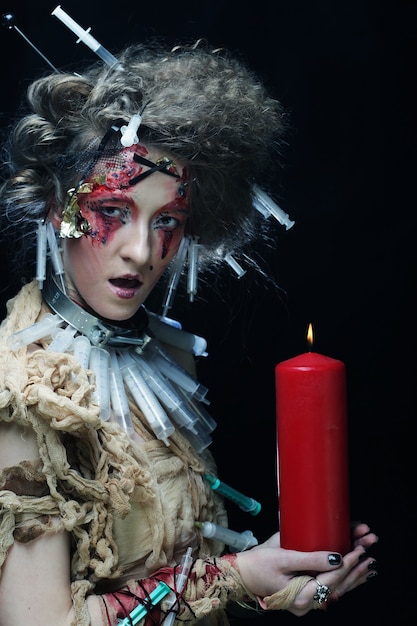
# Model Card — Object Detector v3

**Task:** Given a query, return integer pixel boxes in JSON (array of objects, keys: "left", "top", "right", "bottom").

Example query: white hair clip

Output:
[{"left": 252, "top": 184, "right": 295, "bottom": 230}]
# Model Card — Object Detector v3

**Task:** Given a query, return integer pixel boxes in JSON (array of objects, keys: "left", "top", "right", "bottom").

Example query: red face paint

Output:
[
  {"left": 62, "top": 144, "right": 190, "bottom": 322},
  {"left": 98, "top": 144, "right": 149, "bottom": 190},
  {"left": 76, "top": 145, "right": 189, "bottom": 249}
]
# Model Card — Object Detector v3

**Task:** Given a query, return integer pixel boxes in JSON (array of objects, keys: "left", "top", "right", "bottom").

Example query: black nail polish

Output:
[
  {"left": 328, "top": 553, "right": 341, "bottom": 566},
  {"left": 358, "top": 551, "right": 368, "bottom": 562},
  {"left": 368, "top": 560, "right": 377, "bottom": 570},
  {"left": 367, "top": 570, "right": 378, "bottom": 580}
]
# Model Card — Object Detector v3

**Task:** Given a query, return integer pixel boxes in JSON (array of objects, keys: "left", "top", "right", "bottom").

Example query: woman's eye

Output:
[
  {"left": 153, "top": 214, "right": 180, "bottom": 230},
  {"left": 98, "top": 206, "right": 123, "bottom": 218}
]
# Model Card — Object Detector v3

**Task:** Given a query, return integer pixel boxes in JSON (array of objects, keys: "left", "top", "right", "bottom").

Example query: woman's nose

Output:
[{"left": 120, "top": 220, "right": 152, "bottom": 266}]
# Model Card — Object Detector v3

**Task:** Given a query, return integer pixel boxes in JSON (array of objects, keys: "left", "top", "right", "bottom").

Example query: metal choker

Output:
[{"left": 43, "top": 266, "right": 151, "bottom": 348}]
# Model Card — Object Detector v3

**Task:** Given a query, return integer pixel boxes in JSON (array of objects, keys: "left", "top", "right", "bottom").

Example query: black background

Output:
[{"left": 0, "top": 1, "right": 415, "bottom": 624}]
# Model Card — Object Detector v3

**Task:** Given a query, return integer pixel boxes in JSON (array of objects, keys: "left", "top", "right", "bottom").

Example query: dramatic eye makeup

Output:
[
  {"left": 77, "top": 197, "right": 132, "bottom": 245},
  {"left": 67, "top": 144, "right": 190, "bottom": 253},
  {"left": 152, "top": 208, "right": 189, "bottom": 258},
  {"left": 78, "top": 192, "right": 189, "bottom": 253}
]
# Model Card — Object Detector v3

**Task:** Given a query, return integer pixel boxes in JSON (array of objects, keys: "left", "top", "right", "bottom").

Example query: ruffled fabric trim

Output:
[{"left": 0, "top": 282, "right": 227, "bottom": 625}]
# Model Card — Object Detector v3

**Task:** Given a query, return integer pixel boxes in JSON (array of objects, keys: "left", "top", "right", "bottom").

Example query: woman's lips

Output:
[{"left": 108, "top": 277, "right": 142, "bottom": 298}]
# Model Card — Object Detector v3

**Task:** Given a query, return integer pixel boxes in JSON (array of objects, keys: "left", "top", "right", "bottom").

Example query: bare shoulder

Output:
[{"left": 0, "top": 420, "right": 39, "bottom": 471}]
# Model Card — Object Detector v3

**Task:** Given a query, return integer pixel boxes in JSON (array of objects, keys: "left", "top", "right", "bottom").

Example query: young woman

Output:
[{"left": 0, "top": 40, "right": 378, "bottom": 626}]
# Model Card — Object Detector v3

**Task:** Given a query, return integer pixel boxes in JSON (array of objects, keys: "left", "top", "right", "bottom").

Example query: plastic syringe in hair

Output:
[
  {"left": 161, "top": 236, "right": 190, "bottom": 318},
  {"left": 36, "top": 220, "right": 47, "bottom": 290},
  {"left": 51, "top": 5, "right": 122, "bottom": 70},
  {"left": 187, "top": 236, "right": 200, "bottom": 302},
  {"left": 46, "top": 222, "right": 66, "bottom": 293},
  {"left": 252, "top": 184, "right": 295, "bottom": 230}
]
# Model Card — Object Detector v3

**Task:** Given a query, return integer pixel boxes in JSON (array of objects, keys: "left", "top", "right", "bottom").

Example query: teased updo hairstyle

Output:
[{"left": 0, "top": 40, "right": 287, "bottom": 283}]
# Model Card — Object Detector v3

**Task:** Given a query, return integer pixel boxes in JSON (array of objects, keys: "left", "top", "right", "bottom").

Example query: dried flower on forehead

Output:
[{"left": 86, "top": 145, "right": 184, "bottom": 192}]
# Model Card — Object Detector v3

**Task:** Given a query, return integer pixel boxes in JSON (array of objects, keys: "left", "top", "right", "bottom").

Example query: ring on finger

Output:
[{"left": 313, "top": 579, "right": 332, "bottom": 607}]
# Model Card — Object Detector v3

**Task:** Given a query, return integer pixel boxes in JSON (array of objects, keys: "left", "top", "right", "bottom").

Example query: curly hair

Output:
[{"left": 0, "top": 40, "right": 287, "bottom": 284}]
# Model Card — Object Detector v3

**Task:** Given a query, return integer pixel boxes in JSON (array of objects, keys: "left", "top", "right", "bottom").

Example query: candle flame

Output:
[{"left": 307, "top": 323, "right": 314, "bottom": 349}]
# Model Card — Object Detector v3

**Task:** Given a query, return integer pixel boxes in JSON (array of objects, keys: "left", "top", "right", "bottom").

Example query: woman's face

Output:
[{"left": 60, "top": 144, "right": 189, "bottom": 321}]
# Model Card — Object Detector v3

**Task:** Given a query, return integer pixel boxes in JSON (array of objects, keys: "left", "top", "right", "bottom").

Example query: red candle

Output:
[{"left": 275, "top": 342, "right": 351, "bottom": 554}]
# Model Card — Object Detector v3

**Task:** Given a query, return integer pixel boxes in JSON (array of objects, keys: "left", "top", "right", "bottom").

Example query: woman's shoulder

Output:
[{"left": 0, "top": 281, "right": 43, "bottom": 341}]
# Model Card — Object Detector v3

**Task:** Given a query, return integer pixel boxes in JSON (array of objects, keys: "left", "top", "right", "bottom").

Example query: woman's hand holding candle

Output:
[{"left": 234, "top": 524, "right": 378, "bottom": 615}]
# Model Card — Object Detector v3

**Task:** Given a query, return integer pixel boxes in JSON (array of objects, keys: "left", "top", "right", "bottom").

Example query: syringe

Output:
[
  {"left": 51, "top": 5, "right": 122, "bottom": 69},
  {"left": 7, "top": 314, "right": 65, "bottom": 351},
  {"left": 145, "top": 342, "right": 209, "bottom": 404},
  {"left": 47, "top": 323, "right": 77, "bottom": 353},
  {"left": 118, "top": 351, "right": 175, "bottom": 446},
  {"left": 252, "top": 184, "right": 295, "bottom": 230},
  {"left": 71, "top": 335, "right": 91, "bottom": 370},
  {"left": 46, "top": 221, "right": 66, "bottom": 293},
  {"left": 130, "top": 354, "right": 198, "bottom": 434},
  {"left": 146, "top": 311, "right": 208, "bottom": 357},
  {"left": 36, "top": 220, "right": 47, "bottom": 290},
  {"left": 172, "top": 384, "right": 217, "bottom": 434},
  {"left": 89, "top": 346, "right": 111, "bottom": 421},
  {"left": 204, "top": 474, "right": 261, "bottom": 516},
  {"left": 187, "top": 237, "right": 200, "bottom": 302},
  {"left": 109, "top": 349, "right": 134, "bottom": 435},
  {"left": 164, "top": 547, "right": 193, "bottom": 626},
  {"left": 120, "top": 112, "right": 142, "bottom": 148},
  {"left": 224, "top": 253, "right": 246, "bottom": 279},
  {"left": 195, "top": 521, "right": 258, "bottom": 552},
  {"left": 117, "top": 581, "right": 171, "bottom": 626},
  {"left": 161, "top": 236, "right": 189, "bottom": 317}
]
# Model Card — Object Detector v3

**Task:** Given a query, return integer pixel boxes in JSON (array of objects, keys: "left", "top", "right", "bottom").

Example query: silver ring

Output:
[{"left": 313, "top": 579, "right": 331, "bottom": 606}]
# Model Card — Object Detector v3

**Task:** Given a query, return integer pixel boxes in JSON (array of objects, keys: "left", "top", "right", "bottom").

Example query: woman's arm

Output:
[
  {"left": 0, "top": 422, "right": 75, "bottom": 625},
  {"left": 0, "top": 422, "right": 378, "bottom": 625},
  {"left": 0, "top": 530, "right": 75, "bottom": 626}
]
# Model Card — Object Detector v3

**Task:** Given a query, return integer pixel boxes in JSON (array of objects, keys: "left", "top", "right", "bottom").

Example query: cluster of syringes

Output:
[
  {"left": 194, "top": 473, "right": 261, "bottom": 554},
  {"left": 7, "top": 317, "right": 217, "bottom": 452}
]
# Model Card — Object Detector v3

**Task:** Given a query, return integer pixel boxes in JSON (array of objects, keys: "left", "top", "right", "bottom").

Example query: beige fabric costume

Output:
[
  {"left": 0, "top": 282, "right": 318, "bottom": 624},
  {"left": 0, "top": 281, "right": 244, "bottom": 624}
]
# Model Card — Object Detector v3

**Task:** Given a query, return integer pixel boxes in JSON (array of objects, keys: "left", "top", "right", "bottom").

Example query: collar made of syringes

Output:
[{"left": 43, "top": 266, "right": 151, "bottom": 348}]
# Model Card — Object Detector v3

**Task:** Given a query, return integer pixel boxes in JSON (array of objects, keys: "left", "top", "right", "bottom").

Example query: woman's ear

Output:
[{"left": 48, "top": 205, "right": 63, "bottom": 230}]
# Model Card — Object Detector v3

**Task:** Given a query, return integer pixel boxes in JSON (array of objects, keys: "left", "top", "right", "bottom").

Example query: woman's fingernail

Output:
[
  {"left": 328, "top": 553, "right": 342, "bottom": 566},
  {"left": 367, "top": 570, "right": 378, "bottom": 580},
  {"left": 368, "top": 560, "right": 377, "bottom": 570},
  {"left": 358, "top": 551, "right": 368, "bottom": 562}
]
